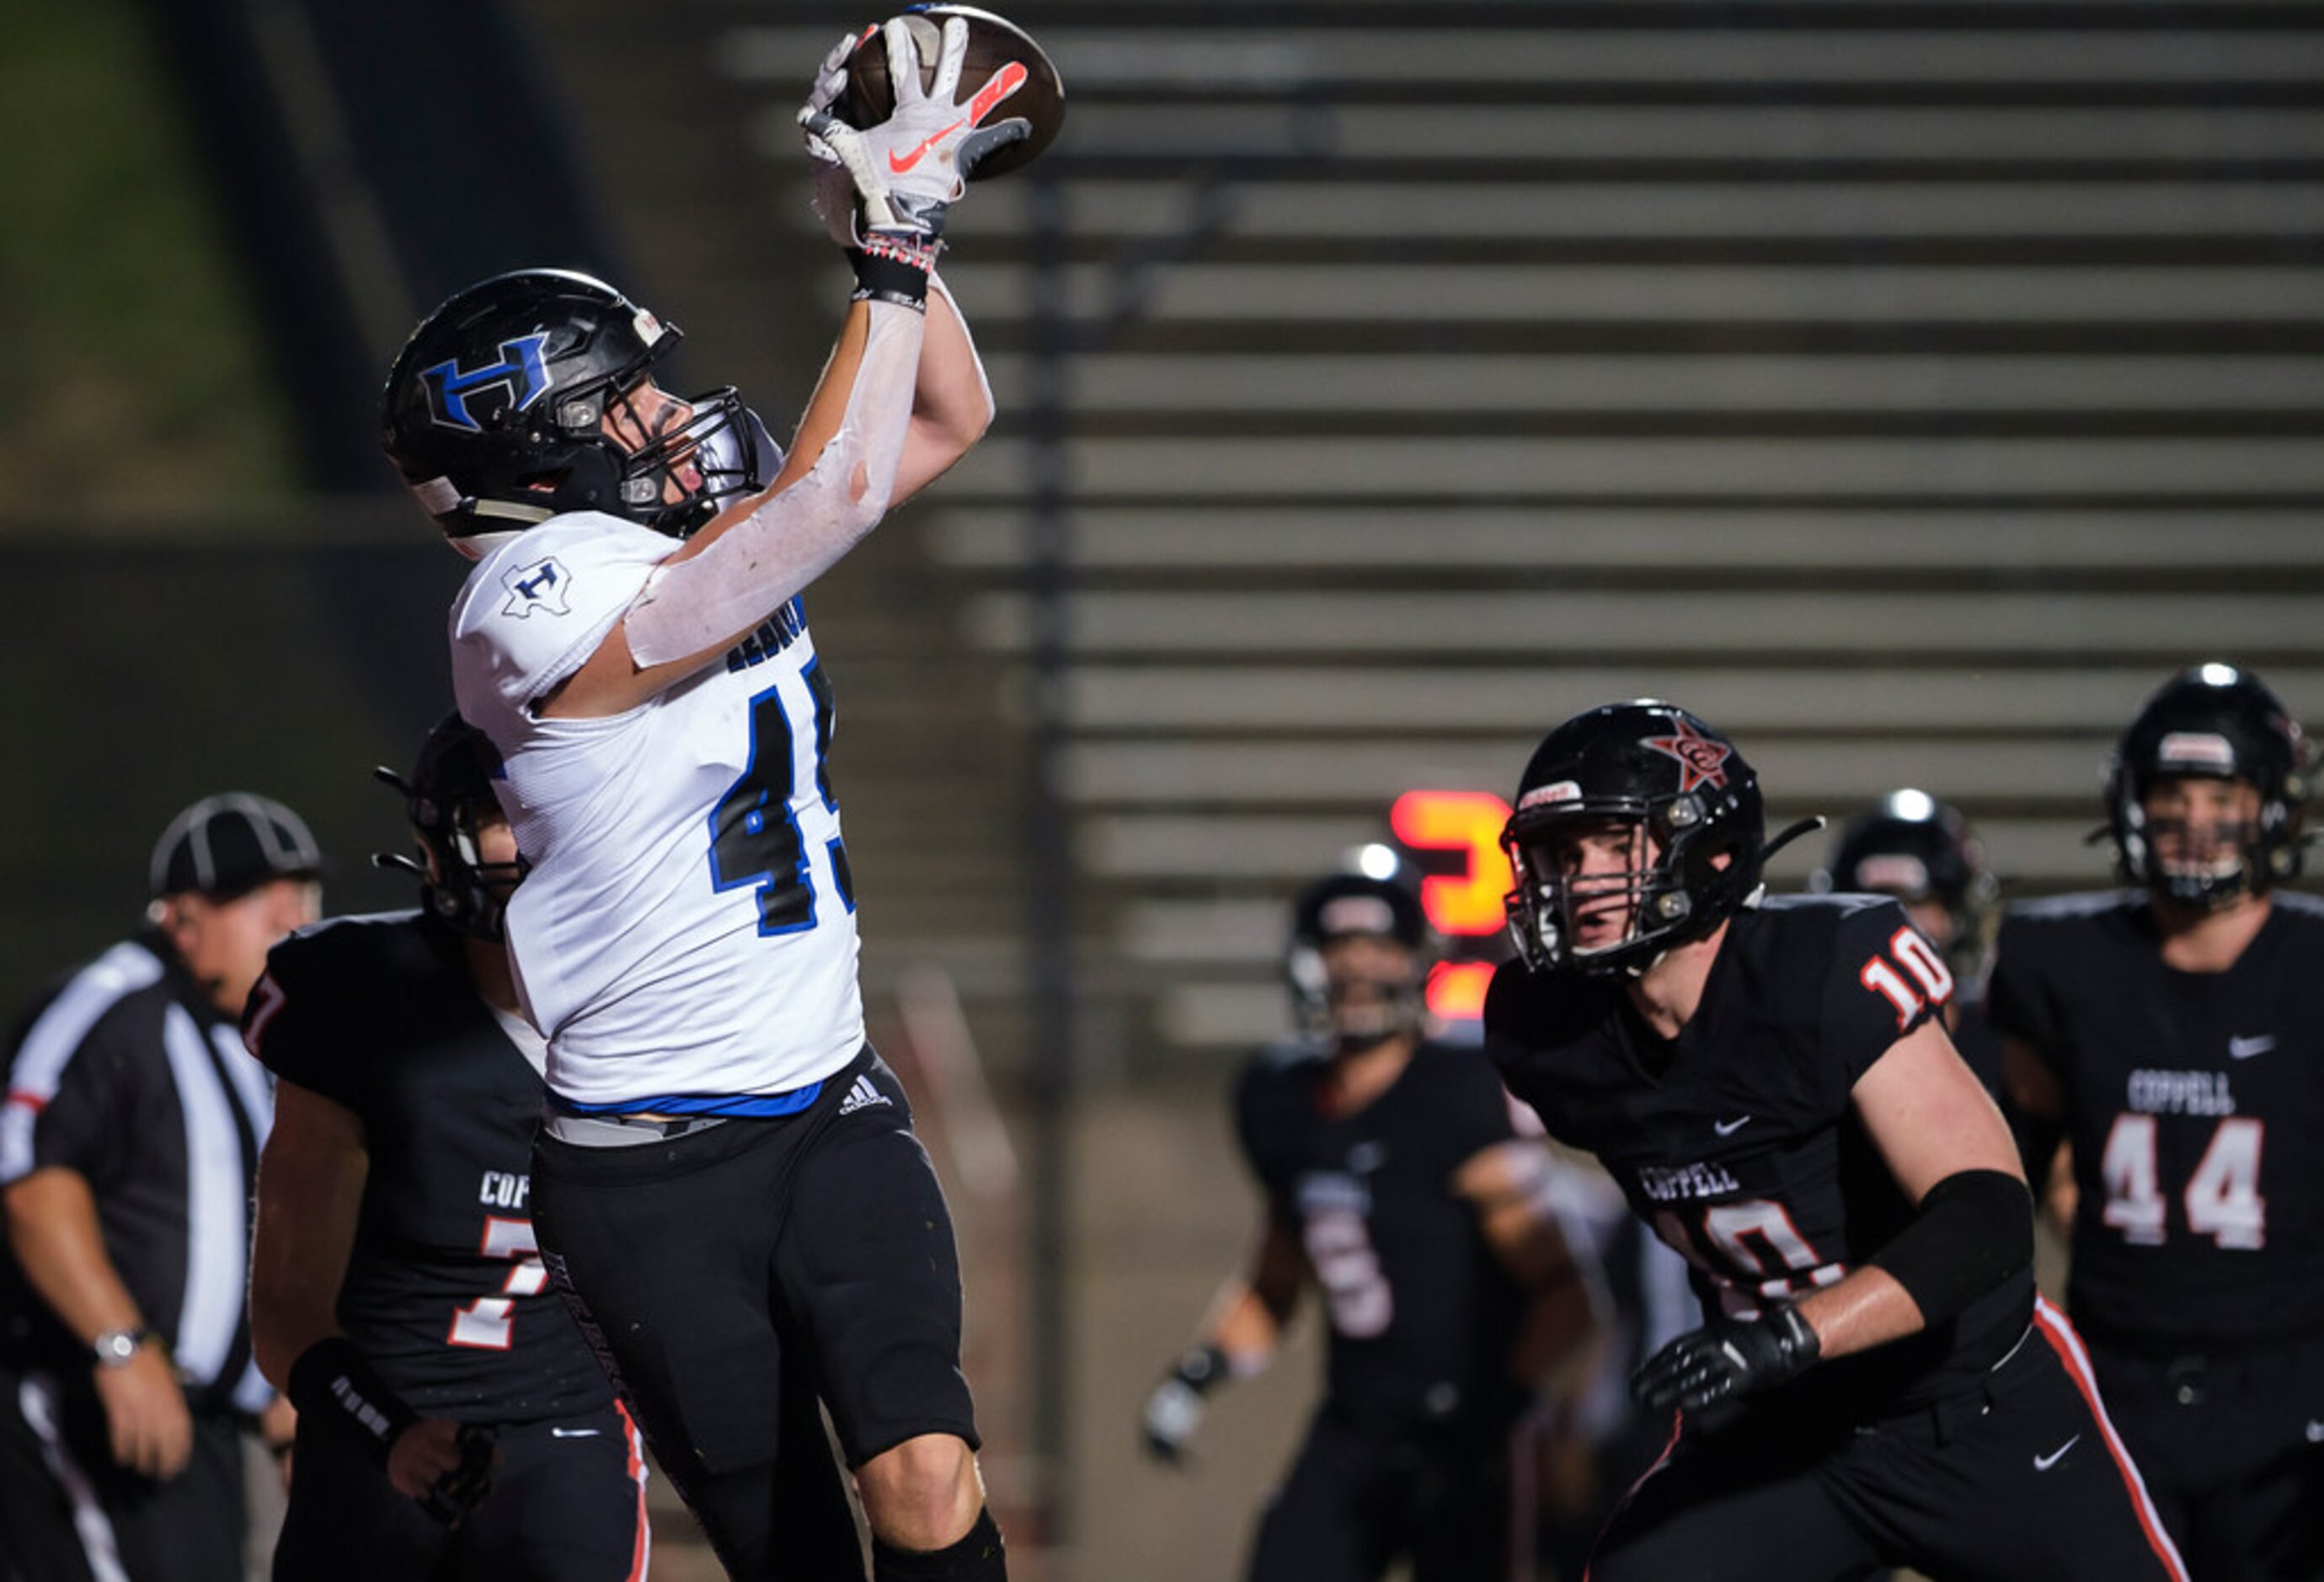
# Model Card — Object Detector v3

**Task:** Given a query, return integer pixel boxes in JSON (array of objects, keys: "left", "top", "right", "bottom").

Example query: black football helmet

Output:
[
  {"left": 1813, "top": 789, "right": 2000, "bottom": 982},
  {"left": 1285, "top": 868, "right": 1435, "bottom": 1048},
  {"left": 2106, "top": 663, "right": 2311, "bottom": 909},
  {"left": 373, "top": 714, "right": 527, "bottom": 941},
  {"left": 1502, "top": 702, "right": 1800, "bottom": 976},
  {"left": 380, "top": 269, "right": 776, "bottom": 544}
]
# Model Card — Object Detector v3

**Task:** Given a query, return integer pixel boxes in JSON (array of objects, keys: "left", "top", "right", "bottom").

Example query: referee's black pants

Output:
[{"left": 0, "top": 1362, "right": 243, "bottom": 1582}]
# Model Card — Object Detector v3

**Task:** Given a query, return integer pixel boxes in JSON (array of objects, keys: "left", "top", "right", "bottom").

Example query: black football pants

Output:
[
  {"left": 1586, "top": 1300, "right": 2188, "bottom": 1582},
  {"left": 0, "top": 1364, "right": 243, "bottom": 1582},
  {"left": 2086, "top": 1333, "right": 2324, "bottom": 1582},
  {"left": 530, "top": 1047, "right": 980, "bottom": 1581},
  {"left": 270, "top": 1399, "right": 647, "bottom": 1582},
  {"left": 1246, "top": 1404, "right": 1517, "bottom": 1582}
]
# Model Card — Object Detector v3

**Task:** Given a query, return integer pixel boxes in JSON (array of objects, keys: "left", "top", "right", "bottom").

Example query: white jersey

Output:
[{"left": 448, "top": 511, "right": 863, "bottom": 1109}]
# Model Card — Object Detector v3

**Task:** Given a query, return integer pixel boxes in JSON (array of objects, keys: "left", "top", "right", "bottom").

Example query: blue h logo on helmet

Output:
[{"left": 421, "top": 333, "right": 555, "bottom": 433}]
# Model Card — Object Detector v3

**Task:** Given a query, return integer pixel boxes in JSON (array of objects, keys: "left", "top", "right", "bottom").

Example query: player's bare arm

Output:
[
  {"left": 1456, "top": 1140, "right": 1605, "bottom": 1382},
  {"left": 1793, "top": 1018, "right": 2028, "bottom": 1359},
  {"left": 249, "top": 1081, "right": 369, "bottom": 1391},
  {"left": 900, "top": 275, "right": 994, "bottom": 500},
  {"left": 252, "top": 1080, "right": 470, "bottom": 1499},
  {"left": 1141, "top": 1212, "right": 1303, "bottom": 1462},
  {"left": 3, "top": 1167, "right": 192, "bottom": 1479}
]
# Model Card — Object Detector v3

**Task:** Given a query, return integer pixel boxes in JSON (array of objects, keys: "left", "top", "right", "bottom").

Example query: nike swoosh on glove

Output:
[
  {"left": 1632, "top": 1303, "right": 1821, "bottom": 1412},
  {"left": 798, "top": 14, "right": 1030, "bottom": 243}
]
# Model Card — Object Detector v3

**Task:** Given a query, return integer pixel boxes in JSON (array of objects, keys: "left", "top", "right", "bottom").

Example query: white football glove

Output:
[
  {"left": 803, "top": 28, "right": 872, "bottom": 250},
  {"left": 798, "top": 14, "right": 1031, "bottom": 244},
  {"left": 1141, "top": 1376, "right": 1206, "bottom": 1466}
]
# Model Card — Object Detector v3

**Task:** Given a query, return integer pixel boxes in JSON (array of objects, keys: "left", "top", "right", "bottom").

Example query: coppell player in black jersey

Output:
[
  {"left": 1810, "top": 790, "right": 2007, "bottom": 1100},
  {"left": 1990, "top": 664, "right": 2324, "bottom": 1581},
  {"left": 1141, "top": 869, "right": 1599, "bottom": 1582},
  {"left": 1484, "top": 700, "right": 2189, "bottom": 1582},
  {"left": 245, "top": 716, "right": 648, "bottom": 1580}
]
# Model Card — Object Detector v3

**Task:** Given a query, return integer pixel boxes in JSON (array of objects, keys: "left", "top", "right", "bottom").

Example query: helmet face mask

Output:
[
  {"left": 376, "top": 715, "right": 527, "bottom": 942},
  {"left": 2125, "top": 774, "right": 2270, "bottom": 909},
  {"left": 1285, "top": 874, "right": 1434, "bottom": 1050},
  {"left": 1502, "top": 703, "right": 1766, "bottom": 977},
  {"left": 382, "top": 270, "right": 776, "bottom": 544},
  {"left": 2106, "top": 664, "right": 2311, "bottom": 911}
]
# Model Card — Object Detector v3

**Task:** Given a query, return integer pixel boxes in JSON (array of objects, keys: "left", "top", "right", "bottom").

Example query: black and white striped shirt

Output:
[{"left": 0, "top": 933, "right": 272, "bottom": 1413}]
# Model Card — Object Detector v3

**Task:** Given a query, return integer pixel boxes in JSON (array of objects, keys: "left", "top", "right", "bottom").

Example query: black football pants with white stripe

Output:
[
  {"left": 0, "top": 1364, "right": 243, "bottom": 1582},
  {"left": 1586, "top": 1301, "right": 2190, "bottom": 1582}
]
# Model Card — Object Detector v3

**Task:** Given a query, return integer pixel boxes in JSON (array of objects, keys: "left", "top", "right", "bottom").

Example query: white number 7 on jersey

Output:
[{"left": 448, "top": 1216, "right": 548, "bottom": 1350}]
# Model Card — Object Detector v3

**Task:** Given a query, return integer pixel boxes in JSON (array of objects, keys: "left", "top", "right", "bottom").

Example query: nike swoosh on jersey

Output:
[
  {"left": 2228, "top": 1034, "right": 2276, "bottom": 1060},
  {"left": 888, "top": 120, "right": 966, "bottom": 174},
  {"left": 550, "top": 1426, "right": 602, "bottom": 1439},
  {"left": 1713, "top": 1115, "right": 1752, "bottom": 1137},
  {"left": 2033, "top": 1435, "right": 2080, "bottom": 1471}
]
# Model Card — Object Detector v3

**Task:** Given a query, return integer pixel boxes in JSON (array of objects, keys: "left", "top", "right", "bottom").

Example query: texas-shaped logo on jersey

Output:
[
  {"left": 501, "top": 556, "right": 574, "bottom": 618},
  {"left": 1643, "top": 716, "right": 1734, "bottom": 791},
  {"left": 420, "top": 333, "right": 553, "bottom": 433}
]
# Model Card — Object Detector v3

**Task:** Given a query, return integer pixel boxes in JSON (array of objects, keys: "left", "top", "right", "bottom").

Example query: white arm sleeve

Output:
[{"left": 623, "top": 299, "right": 926, "bottom": 667}]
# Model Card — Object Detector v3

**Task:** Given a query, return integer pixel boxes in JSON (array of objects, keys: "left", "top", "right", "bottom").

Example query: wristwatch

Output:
[{"left": 92, "top": 1327, "right": 149, "bottom": 1368}]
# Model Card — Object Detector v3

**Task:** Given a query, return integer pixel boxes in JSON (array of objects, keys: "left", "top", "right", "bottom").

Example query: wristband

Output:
[
  {"left": 849, "top": 239, "right": 934, "bottom": 312},
  {"left": 1169, "top": 1343, "right": 1231, "bottom": 1396},
  {"left": 286, "top": 1336, "right": 418, "bottom": 1471}
]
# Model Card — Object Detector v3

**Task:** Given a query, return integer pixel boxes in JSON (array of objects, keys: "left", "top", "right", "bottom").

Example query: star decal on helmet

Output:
[{"left": 1643, "top": 717, "right": 1734, "bottom": 792}]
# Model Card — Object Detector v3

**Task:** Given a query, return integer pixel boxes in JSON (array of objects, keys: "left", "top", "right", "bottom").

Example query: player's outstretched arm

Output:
[
  {"left": 1141, "top": 1214, "right": 1303, "bottom": 1463},
  {"left": 1456, "top": 1141, "right": 1608, "bottom": 1384},
  {"left": 543, "top": 18, "right": 1009, "bottom": 719},
  {"left": 895, "top": 272, "right": 995, "bottom": 505}
]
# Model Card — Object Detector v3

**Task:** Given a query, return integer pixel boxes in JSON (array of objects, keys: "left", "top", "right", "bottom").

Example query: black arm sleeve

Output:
[{"left": 1866, "top": 1168, "right": 2033, "bottom": 1326}]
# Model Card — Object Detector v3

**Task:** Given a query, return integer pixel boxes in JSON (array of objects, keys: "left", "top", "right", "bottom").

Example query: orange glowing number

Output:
[
  {"left": 1390, "top": 789, "right": 1515, "bottom": 938},
  {"left": 1425, "top": 961, "right": 1496, "bottom": 1021}
]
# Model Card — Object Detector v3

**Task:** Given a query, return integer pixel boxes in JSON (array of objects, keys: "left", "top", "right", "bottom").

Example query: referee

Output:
[{"left": 0, "top": 794, "right": 323, "bottom": 1582}]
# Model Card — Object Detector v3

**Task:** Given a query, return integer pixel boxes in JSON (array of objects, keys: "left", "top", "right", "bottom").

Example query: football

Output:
[{"left": 843, "top": 4, "right": 1065, "bottom": 180}]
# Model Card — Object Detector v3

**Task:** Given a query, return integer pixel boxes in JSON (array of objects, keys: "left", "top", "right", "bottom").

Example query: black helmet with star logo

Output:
[{"left": 1501, "top": 701, "right": 1782, "bottom": 976}]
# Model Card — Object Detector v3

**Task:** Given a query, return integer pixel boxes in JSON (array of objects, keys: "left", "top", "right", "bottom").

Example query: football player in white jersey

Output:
[{"left": 376, "top": 20, "right": 1022, "bottom": 1581}]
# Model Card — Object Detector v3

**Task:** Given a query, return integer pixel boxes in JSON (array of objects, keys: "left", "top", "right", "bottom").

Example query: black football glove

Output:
[
  {"left": 1632, "top": 1304, "right": 1820, "bottom": 1413},
  {"left": 417, "top": 1424, "right": 496, "bottom": 1529},
  {"left": 1141, "top": 1344, "right": 1230, "bottom": 1466}
]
